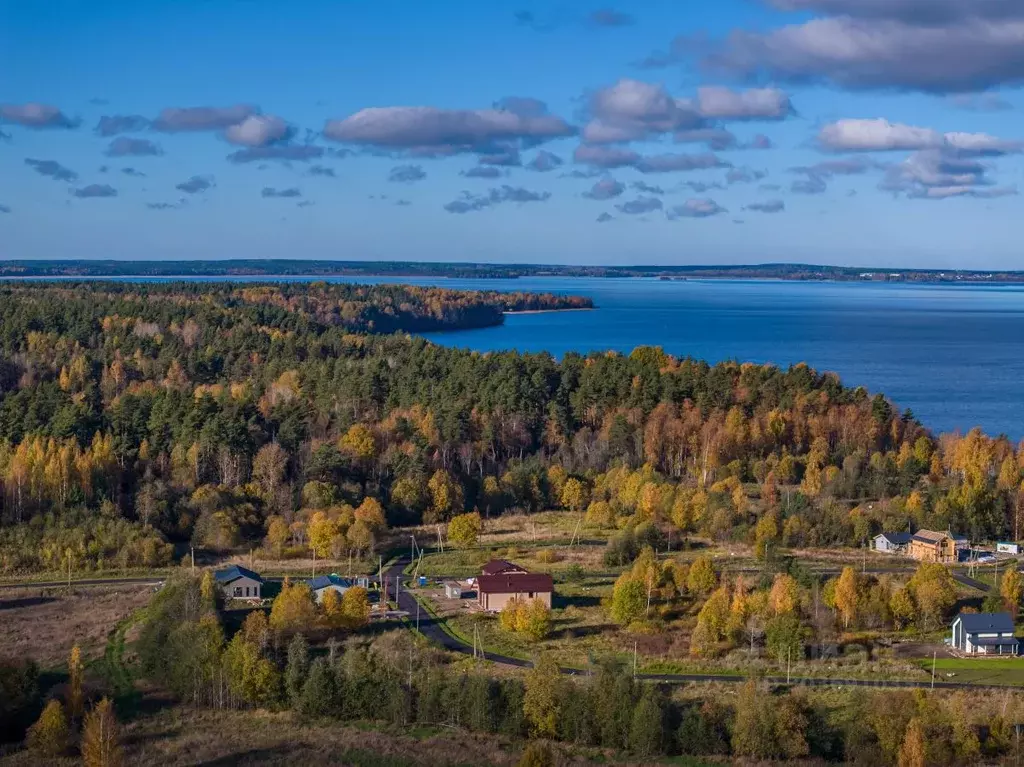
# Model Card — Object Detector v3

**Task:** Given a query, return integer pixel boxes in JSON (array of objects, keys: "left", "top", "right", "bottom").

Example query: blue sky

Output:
[{"left": 2, "top": 0, "right": 1023, "bottom": 267}]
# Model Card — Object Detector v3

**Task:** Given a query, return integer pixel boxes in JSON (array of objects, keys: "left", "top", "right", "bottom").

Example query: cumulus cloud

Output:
[
  {"left": 479, "top": 148, "right": 522, "bottom": 166},
  {"left": 0, "top": 103, "right": 78, "bottom": 129},
  {"left": 696, "top": 86, "right": 793, "bottom": 120},
  {"left": 463, "top": 166, "right": 504, "bottom": 179},
  {"left": 745, "top": 199, "right": 786, "bottom": 213},
  {"left": 878, "top": 148, "right": 1011, "bottom": 199},
  {"left": 262, "top": 187, "right": 302, "bottom": 198},
  {"left": 0, "top": 204, "right": 11, "bottom": 214},
  {"left": 176, "top": 175, "right": 215, "bottom": 194},
  {"left": 324, "top": 104, "right": 574, "bottom": 155},
  {"left": 224, "top": 114, "right": 290, "bottom": 147},
  {"left": 227, "top": 145, "right": 325, "bottom": 163},
  {"left": 584, "top": 177, "right": 626, "bottom": 200},
  {"left": 791, "top": 156, "right": 882, "bottom": 176},
  {"left": 25, "top": 158, "right": 78, "bottom": 182},
  {"left": 308, "top": 165, "right": 336, "bottom": 177},
  {"left": 792, "top": 175, "right": 829, "bottom": 194},
  {"left": 152, "top": 105, "right": 255, "bottom": 132},
  {"left": 105, "top": 137, "right": 163, "bottom": 157},
  {"left": 818, "top": 118, "right": 1023, "bottom": 155},
  {"left": 388, "top": 164, "right": 427, "bottom": 183},
  {"left": 766, "top": 0, "right": 1020, "bottom": 24},
  {"left": 147, "top": 202, "right": 183, "bottom": 210},
  {"left": 95, "top": 114, "right": 150, "bottom": 136},
  {"left": 707, "top": 13, "right": 1024, "bottom": 93},
  {"left": 682, "top": 180, "right": 725, "bottom": 193},
  {"left": 616, "top": 196, "right": 663, "bottom": 214},
  {"left": 632, "top": 181, "right": 665, "bottom": 194},
  {"left": 751, "top": 134, "right": 774, "bottom": 149},
  {"left": 121, "top": 167, "right": 146, "bottom": 177},
  {"left": 596, "top": 212, "right": 614, "bottom": 223},
  {"left": 634, "top": 152, "right": 730, "bottom": 174},
  {"left": 584, "top": 79, "right": 703, "bottom": 144},
  {"left": 71, "top": 184, "right": 117, "bottom": 198},
  {"left": 674, "top": 128, "right": 738, "bottom": 150},
  {"left": 573, "top": 144, "right": 641, "bottom": 168},
  {"left": 590, "top": 8, "right": 635, "bottom": 26},
  {"left": 493, "top": 97, "right": 550, "bottom": 117},
  {"left": 667, "top": 198, "right": 727, "bottom": 218},
  {"left": 726, "top": 167, "right": 767, "bottom": 184},
  {"left": 527, "top": 150, "right": 563, "bottom": 172},
  {"left": 443, "top": 185, "right": 550, "bottom": 213}
]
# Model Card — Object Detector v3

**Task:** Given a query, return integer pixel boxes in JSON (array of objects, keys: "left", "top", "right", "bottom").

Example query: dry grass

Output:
[
  {"left": 0, "top": 704, "right": 683, "bottom": 766},
  {"left": 0, "top": 584, "right": 152, "bottom": 668}
]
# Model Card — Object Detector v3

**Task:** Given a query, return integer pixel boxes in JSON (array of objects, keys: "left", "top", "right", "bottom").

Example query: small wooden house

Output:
[
  {"left": 214, "top": 564, "right": 264, "bottom": 600},
  {"left": 477, "top": 572, "right": 553, "bottom": 612},
  {"left": 444, "top": 581, "right": 463, "bottom": 599}
]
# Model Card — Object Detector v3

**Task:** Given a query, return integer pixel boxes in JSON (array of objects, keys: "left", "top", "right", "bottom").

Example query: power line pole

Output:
[{"left": 931, "top": 650, "right": 936, "bottom": 690}]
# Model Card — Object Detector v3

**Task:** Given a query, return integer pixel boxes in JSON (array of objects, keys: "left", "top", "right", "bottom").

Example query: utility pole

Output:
[
  {"left": 416, "top": 600, "right": 420, "bottom": 632},
  {"left": 633, "top": 641, "right": 638, "bottom": 678},
  {"left": 191, "top": 546, "right": 195, "bottom": 572},
  {"left": 312, "top": 548, "right": 317, "bottom": 579},
  {"left": 931, "top": 650, "right": 937, "bottom": 690},
  {"left": 787, "top": 647, "right": 791, "bottom": 685}
]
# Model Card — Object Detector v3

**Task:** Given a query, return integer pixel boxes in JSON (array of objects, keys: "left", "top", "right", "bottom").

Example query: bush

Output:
[{"left": 535, "top": 548, "right": 560, "bottom": 564}]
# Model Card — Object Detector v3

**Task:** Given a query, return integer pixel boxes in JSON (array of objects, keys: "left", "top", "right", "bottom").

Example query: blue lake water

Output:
[
  {"left": 392, "top": 277, "right": 1024, "bottom": 441},
  {"left": 16, "top": 275, "right": 1024, "bottom": 439}
]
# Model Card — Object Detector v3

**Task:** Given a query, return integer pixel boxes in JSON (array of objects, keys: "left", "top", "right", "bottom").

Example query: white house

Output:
[
  {"left": 307, "top": 573, "right": 355, "bottom": 603},
  {"left": 951, "top": 612, "right": 1019, "bottom": 656},
  {"left": 873, "top": 532, "right": 912, "bottom": 554}
]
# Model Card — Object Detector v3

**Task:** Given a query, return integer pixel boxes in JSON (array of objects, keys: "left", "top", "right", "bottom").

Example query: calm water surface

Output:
[
  {"left": 22, "top": 275, "right": 1024, "bottom": 439},
  {"left": 396, "top": 277, "right": 1024, "bottom": 440}
]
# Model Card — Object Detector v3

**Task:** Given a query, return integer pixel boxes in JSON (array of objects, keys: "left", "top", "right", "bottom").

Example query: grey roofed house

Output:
[
  {"left": 873, "top": 532, "right": 912, "bottom": 553},
  {"left": 214, "top": 564, "right": 264, "bottom": 599},
  {"left": 951, "top": 612, "right": 1019, "bottom": 656},
  {"left": 307, "top": 573, "right": 355, "bottom": 602}
]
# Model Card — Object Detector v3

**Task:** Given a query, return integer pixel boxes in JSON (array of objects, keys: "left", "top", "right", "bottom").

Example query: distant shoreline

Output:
[{"left": 503, "top": 307, "right": 596, "bottom": 315}]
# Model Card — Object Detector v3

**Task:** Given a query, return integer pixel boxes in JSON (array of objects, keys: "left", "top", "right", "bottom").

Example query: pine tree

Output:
[
  {"left": 298, "top": 658, "right": 339, "bottom": 718},
  {"left": 81, "top": 698, "right": 123, "bottom": 767}
]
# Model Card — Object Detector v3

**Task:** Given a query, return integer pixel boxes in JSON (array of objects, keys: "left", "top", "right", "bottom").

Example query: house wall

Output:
[
  {"left": 479, "top": 590, "right": 552, "bottom": 612},
  {"left": 313, "top": 584, "right": 347, "bottom": 603},
  {"left": 909, "top": 538, "right": 955, "bottom": 563},
  {"left": 224, "top": 576, "right": 262, "bottom": 599}
]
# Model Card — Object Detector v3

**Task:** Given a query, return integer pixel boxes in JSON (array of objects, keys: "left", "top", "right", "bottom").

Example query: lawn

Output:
[{"left": 921, "top": 657, "right": 1024, "bottom": 686}]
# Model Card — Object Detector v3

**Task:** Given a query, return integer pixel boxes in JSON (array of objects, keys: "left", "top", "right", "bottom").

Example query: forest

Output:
[{"left": 0, "top": 279, "right": 1021, "bottom": 575}]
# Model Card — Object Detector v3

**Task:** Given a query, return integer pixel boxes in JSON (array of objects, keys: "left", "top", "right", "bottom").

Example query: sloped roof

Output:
[
  {"left": 481, "top": 559, "right": 528, "bottom": 576},
  {"left": 956, "top": 612, "right": 1016, "bottom": 634},
  {"left": 912, "top": 529, "right": 950, "bottom": 545},
  {"left": 214, "top": 564, "right": 264, "bottom": 584},
  {"left": 478, "top": 572, "right": 553, "bottom": 595},
  {"left": 876, "top": 532, "right": 912, "bottom": 545},
  {"left": 308, "top": 574, "right": 354, "bottom": 591}
]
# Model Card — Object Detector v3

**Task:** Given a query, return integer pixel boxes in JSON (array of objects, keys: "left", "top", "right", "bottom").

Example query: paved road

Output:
[{"left": 384, "top": 558, "right": 1015, "bottom": 691}]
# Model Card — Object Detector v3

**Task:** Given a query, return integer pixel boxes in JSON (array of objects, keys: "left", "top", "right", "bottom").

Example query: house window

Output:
[
  {"left": 528, "top": 592, "right": 534, "bottom": 599},
  {"left": 233, "top": 587, "right": 241, "bottom": 596},
  {"left": 245, "top": 586, "right": 250, "bottom": 597}
]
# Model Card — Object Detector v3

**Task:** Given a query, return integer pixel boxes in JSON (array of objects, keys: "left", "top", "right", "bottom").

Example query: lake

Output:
[
  {"left": 15, "top": 274, "right": 1024, "bottom": 439},
  {"left": 394, "top": 277, "right": 1024, "bottom": 441}
]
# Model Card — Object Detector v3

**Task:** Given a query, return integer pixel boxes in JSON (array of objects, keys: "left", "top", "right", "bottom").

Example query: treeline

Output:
[
  {"left": 3, "top": 259, "right": 1024, "bottom": 284},
  {"left": 0, "top": 281, "right": 1022, "bottom": 574},
  {"left": 125, "top": 572, "right": 1024, "bottom": 765}
]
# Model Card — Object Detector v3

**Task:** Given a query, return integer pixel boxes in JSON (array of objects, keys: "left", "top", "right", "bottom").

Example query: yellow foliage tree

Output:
[
  {"left": 341, "top": 585, "right": 371, "bottom": 628},
  {"left": 447, "top": 511, "right": 482, "bottom": 547},
  {"left": 81, "top": 698, "right": 123, "bottom": 767},
  {"left": 27, "top": 699, "right": 69, "bottom": 757},
  {"left": 269, "top": 579, "right": 316, "bottom": 633},
  {"left": 769, "top": 573, "right": 800, "bottom": 617},
  {"left": 834, "top": 566, "right": 860, "bottom": 630},
  {"left": 307, "top": 511, "right": 337, "bottom": 559}
]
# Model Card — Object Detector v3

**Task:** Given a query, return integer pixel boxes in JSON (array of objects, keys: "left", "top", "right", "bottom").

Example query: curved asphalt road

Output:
[{"left": 384, "top": 557, "right": 1013, "bottom": 691}]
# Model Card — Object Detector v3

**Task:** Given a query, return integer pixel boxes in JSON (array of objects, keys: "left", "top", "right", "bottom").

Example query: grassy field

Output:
[
  {"left": 921, "top": 657, "right": 1024, "bottom": 686},
  {"left": 0, "top": 704, "right": 718, "bottom": 766},
  {"left": 0, "top": 584, "right": 154, "bottom": 669}
]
